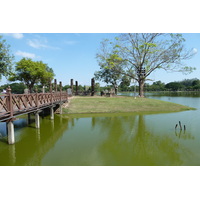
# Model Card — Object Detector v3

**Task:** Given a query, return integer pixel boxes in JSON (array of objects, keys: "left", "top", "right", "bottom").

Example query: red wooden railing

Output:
[{"left": 0, "top": 87, "right": 68, "bottom": 122}]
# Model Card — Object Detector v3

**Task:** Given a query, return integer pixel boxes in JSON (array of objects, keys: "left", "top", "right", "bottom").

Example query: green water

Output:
[{"left": 0, "top": 94, "right": 200, "bottom": 166}]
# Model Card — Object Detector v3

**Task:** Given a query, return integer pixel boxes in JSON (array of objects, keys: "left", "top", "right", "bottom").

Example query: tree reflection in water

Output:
[
  {"left": 0, "top": 113, "right": 195, "bottom": 166},
  {"left": 92, "top": 114, "right": 193, "bottom": 166}
]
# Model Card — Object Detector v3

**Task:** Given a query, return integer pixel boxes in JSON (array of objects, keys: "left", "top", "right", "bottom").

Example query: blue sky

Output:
[{"left": 1, "top": 33, "right": 200, "bottom": 86}]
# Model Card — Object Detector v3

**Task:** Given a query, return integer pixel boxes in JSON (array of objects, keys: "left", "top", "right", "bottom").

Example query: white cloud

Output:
[
  {"left": 4, "top": 33, "right": 24, "bottom": 39},
  {"left": 15, "top": 50, "right": 36, "bottom": 58},
  {"left": 12, "top": 33, "right": 24, "bottom": 39},
  {"left": 27, "top": 39, "right": 48, "bottom": 49},
  {"left": 27, "top": 38, "right": 60, "bottom": 50},
  {"left": 64, "top": 40, "right": 78, "bottom": 45},
  {"left": 192, "top": 48, "right": 198, "bottom": 54}
]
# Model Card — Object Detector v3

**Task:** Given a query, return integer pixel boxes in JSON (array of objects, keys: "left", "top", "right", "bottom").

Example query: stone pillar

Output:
[
  {"left": 54, "top": 79, "right": 57, "bottom": 92},
  {"left": 7, "top": 121, "right": 15, "bottom": 144},
  {"left": 60, "top": 81, "right": 62, "bottom": 102},
  {"left": 91, "top": 78, "right": 95, "bottom": 96},
  {"left": 35, "top": 111, "right": 40, "bottom": 129},
  {"left": 75, "top": 81, "right": 78, "bottom": 95},
  {"left": 70, "top": 79, "right": 74, "bottom": 95}
]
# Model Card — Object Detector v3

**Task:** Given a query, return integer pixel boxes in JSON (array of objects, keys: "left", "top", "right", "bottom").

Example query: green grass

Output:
[{"left": 63, "top": 96, "right": 195, "bottom": 114}]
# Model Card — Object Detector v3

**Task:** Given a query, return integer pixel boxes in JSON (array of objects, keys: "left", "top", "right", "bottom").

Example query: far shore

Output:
[{"left": 62, "top": 96, "right": 195, "bottom": 114}]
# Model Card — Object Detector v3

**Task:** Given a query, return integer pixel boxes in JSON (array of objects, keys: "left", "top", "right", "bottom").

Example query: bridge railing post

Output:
[
  {"left": 59, "top": 81, "right": 63, "bottom": 114},
  {"left": 60, "top": 81, "right": 62, "bottom": 102},
  {"left": 35, "top": 88, "right": 39, "bottom": 108},
  {"left": 6, "top": 86, "right": 13, "bottom": 118}
]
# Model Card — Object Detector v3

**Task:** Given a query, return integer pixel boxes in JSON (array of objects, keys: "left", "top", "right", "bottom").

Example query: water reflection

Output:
[
  {"left": 0, "top": 107, "right": 198, "bottom": 166},
  {"left": 92, "top": 114, "right": 190, "bottom": 166},
  {"left": 0, "top": 115, "right": 70, "bottom": 165}
]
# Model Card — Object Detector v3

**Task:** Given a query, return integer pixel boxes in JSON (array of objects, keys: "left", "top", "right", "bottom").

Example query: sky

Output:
[{"left": 1, "top": 33, "right": 200, "bottom": 87}]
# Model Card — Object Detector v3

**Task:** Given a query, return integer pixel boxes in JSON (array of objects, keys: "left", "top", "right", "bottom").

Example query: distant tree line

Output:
[
  {"left": 116, "top": 78, "right": 200, "bottom": 92},
  {"left": 145, "top": 78, "right": 200, "bottom": 91},
  {"left": 1, "top": 78, "right": 200, "bottom": 94}
]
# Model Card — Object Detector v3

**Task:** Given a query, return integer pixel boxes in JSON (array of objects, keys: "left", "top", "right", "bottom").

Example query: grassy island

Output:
[{"left": 63, "top": 96, "right": 195, "bottom": 114}]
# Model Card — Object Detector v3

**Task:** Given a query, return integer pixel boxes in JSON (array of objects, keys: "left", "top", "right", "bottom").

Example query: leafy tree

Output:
[
  {"left": 180, "top": 79, "right": 194, "bottom": 87},
  {"left": 119, "top": 76, "right": 131, "bottom": 91},
  {"left": 40, "top": 66, "right": 55, "bottom": 87},
  {"left": 193, "top": 84, "right": 200, "bottom": 90},
  {"left": 94, "top": 66, "right": 121, "bottom": 94},
  {"left": 9, "top": 58, "right": 55, "bottom": 93},
  {"left": 95, "top": 39, "right": 127, "bottom": 94},
  {"left": 0, "top": 83, "right": 26, "bottom": 94},
  {"left": 151, "top": 81, "right": 165, "bottom": 91},
  {"left": 96, "top": 33, "right": 196, "bottom": 97},
  {"left": 192, "top": 79, "right": 200, "bottom": 87},
  {"left": 165, "top": 82, "right": 184, "bottom": 91},
  {"left": 0, "top": 35, "right": 14, "bottom": 79},
  {"left": 63, "top": 84, "right": 71, "bottom": 91}
]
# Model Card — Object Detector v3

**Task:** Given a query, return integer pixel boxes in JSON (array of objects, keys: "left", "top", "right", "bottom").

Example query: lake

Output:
[{"left": 0, "top": 92, "right": 200, "bottom": 166}]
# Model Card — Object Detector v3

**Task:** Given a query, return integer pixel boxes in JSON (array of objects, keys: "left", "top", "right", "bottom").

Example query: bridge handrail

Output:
[{"left": 0, "top": 90, "right": 68, "bottom": 121}]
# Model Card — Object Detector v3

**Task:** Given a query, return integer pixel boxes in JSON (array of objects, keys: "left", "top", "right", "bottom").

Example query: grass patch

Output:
[{"left": 63, "top": 96, "right": 195, "bottom": 114}]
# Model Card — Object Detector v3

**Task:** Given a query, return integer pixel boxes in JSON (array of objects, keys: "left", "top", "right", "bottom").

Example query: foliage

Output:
[
  {"left": 96, "top": 33, "right": 196, "bottom": 97},
  {"left": 165, "top": 82, "right": 184, "bottom": 91},
  {"left": 94, "top": 62, "right": 122, "bottom": 93},
  {"left": 0, "top": 35, "right": 14, "bottom": 79},
  {"left": 119, "top": 76, "right": 131, "bottom": 91},
  {"left": 118, "top": 78, "right": 200, "bottom": 92},
  {"left": 150, "top": 81, "right": 165, "bottom": 91},
  {"left": 8, "top": 58, "right": 55, "bottom": 92},
  {"left": 0, "top": 82, "right": 26, "bottom": 94}
]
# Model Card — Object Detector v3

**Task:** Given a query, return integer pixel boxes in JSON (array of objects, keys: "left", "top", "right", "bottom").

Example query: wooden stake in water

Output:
[{"left": 179, "top": 121, "right": 182, "bottom": 131}]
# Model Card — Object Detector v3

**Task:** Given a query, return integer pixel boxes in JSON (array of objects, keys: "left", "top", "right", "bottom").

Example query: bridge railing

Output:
[{"left": 0, "top": 87, "right": 68, "bottom": 121}]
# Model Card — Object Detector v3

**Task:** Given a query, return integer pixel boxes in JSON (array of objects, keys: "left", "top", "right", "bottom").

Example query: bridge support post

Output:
[
  {"left": 50, "top": 106, "right": 54, "bottom": 120},
  {"left": 7, "top": 121, "right": 15, "bottom": 144},
  {"left": 35, "top": 111, "right": 40, "bottom": 129}
]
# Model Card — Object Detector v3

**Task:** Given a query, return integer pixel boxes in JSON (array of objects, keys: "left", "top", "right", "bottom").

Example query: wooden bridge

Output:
[
  {"left": 0, "top": 78, "right": 96, "bottom": 145},
  {"left": 0, "top": 86, "right": 68, "bottom": 144}
]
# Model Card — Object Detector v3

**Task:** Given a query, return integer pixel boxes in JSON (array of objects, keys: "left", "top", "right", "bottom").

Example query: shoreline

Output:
[{"left": 62, "top": 96, "right": 195, "bottom": 115}]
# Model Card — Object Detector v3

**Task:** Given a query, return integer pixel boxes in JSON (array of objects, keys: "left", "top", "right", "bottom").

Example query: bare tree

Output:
[{"left": 96, "top": 33, "right": 196, "bottom": 97}]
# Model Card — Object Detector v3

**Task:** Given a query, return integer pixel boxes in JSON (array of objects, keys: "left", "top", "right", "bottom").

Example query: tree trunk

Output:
[
  {"left": 114, "top": 87, "right": 118, "bottom": 95},
  {"left": 28, "top": 83, "right": 34, "bottom": 93},
  {"left": 138, "top": 79, "right": 145, "bottom": 97}
]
